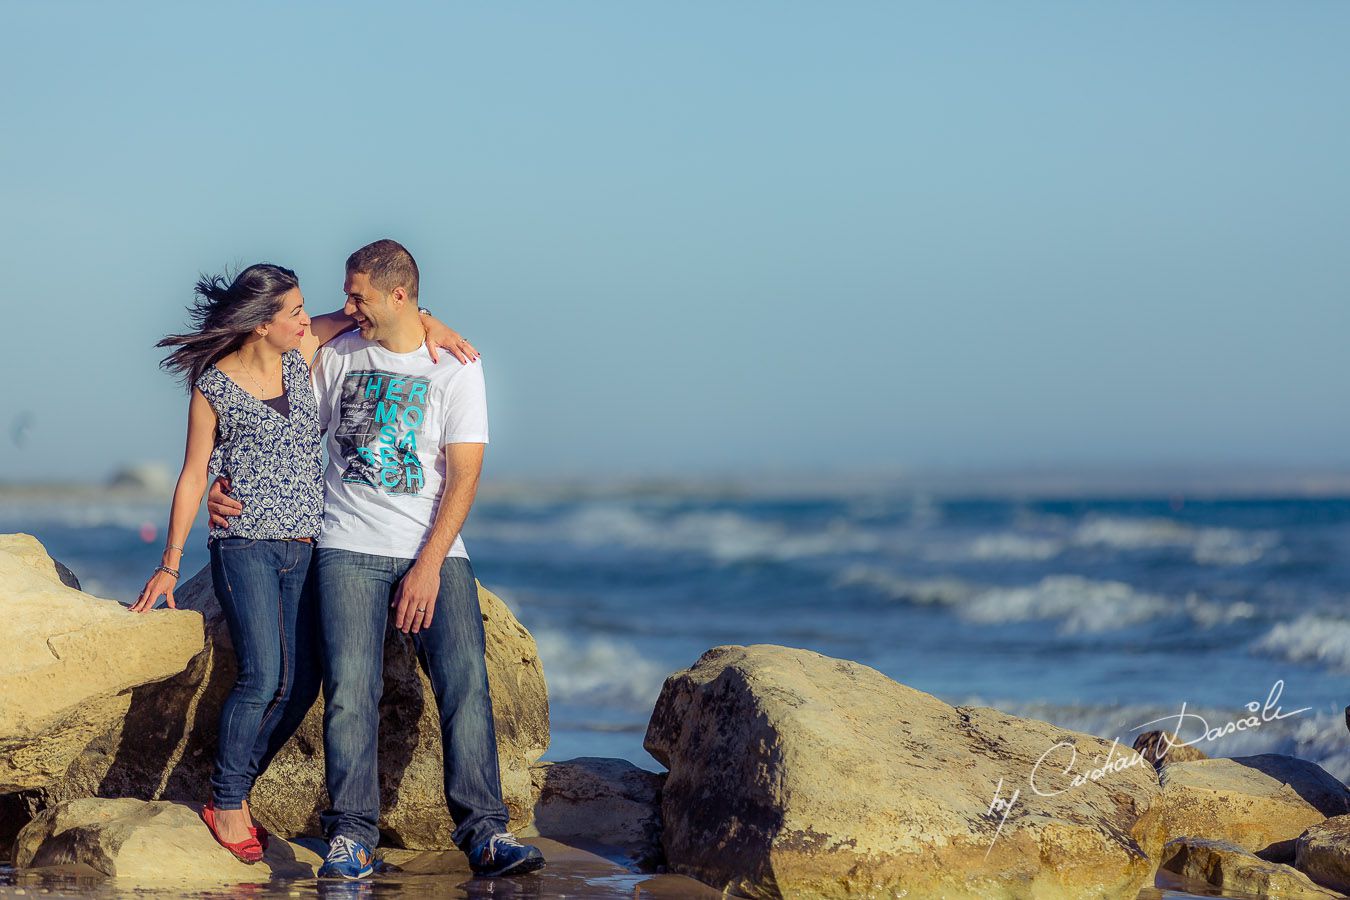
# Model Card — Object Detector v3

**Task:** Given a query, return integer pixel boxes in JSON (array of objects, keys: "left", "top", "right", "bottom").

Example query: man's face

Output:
[{"left": 343, "top": 271, "right": 393, "bottom": 339}]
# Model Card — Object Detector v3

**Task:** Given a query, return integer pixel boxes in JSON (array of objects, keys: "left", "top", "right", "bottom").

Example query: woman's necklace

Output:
[{"left": 237, "top": 352, "right": 281, "bottom": 398}]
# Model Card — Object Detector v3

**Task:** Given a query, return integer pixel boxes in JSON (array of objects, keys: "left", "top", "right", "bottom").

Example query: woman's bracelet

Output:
[
  {"left": 154, "top": 565, "right": 180, "bottom": 579},
  {"left": 165, "top": 543, "right": 184, "bottom": 555}
]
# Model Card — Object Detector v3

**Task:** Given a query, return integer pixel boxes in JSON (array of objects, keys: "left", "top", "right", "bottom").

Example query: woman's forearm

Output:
[
  {"left": 309, "top": 310, "right": 357, "bottom": 347},
  {"left": 161, "top": 471, "right": 208, "bottom": 569}
]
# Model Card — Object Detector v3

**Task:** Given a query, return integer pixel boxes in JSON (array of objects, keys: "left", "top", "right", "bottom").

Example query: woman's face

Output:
[{"left": 262, "top": 287, "right": 311, "bottom": 352}]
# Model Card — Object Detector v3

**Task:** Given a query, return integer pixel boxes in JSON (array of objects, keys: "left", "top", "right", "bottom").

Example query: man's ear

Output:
[{"left": 390, "top": 286, "right": 408, "bottom": 307}]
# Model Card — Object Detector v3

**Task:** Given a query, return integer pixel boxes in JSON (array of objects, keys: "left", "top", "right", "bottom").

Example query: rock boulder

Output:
[
  {"left": 1161, "top": 836, "right": 1339, "bottom": 898},
  {"left": 529, "top": 757, "right": 664, "bottom": 870},
  {"left": 1295, "top": 814, "right": 1350, "bottom": 895},
  {"left": 645, "top": 644, "right": 1166, "bottom": 900},
  {"left": 1157, "top": 756, "right": 1350, "bottom": 861},
  {"left": 0, "top": 534, "right": 203, "bottom": 794},
  {"left": 14, "top": 798, "right": 322, "bottom": 881},
  {"left": 35, "top": 563, "right": 549, "bottom": 848}
]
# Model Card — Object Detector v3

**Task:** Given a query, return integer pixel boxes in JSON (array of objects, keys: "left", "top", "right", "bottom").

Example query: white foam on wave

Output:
[
  {"left": 1253, "top": 615, "right": 1350, "bottom": 673},
  {"left": 838, "top": 567, "right": 1253, "bottom": 633},
  {"left": 833, "top": 565, "right": 975, "bottom": 606},
  {"left": 967, "top": 534, "right": 1063, "bottom": 561},
  {"left": 531, "top": 627, "right": 668, "bottom": 712},
  {"left": 961, "top": 576, "right": 1171, "bottom": 634},
  {"left": 476, "top": 503, "right": 883, "bottom": 564},
  {"left": 1071, "top": 516, "right": 1278, "bottom": 566},
  {"left": 1183, "top": 593, "right": 1259, "bottom": 628},
  {"left": 0, "top": 499, "right": 165, "bottom": 531},
  {"left": 942, "top": 514, "right": 1278, "bottom": 567}
]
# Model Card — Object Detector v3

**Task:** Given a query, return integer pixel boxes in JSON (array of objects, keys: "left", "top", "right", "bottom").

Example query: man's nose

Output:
[{"left": 342, "top": 298, "right": 356, "bottom": 317}]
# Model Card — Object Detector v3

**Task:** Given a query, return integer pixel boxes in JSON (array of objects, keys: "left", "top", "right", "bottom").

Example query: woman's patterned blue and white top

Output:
[{"left": 195, "top": 348, "right": 324, "bottom": 540}]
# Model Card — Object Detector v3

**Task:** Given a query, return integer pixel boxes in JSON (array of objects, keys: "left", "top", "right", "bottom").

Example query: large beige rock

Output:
[
  {"left": 0, "top": 534, "right": 203, "bottom": 794},
  {"left": 529, "top": 757, "right": 664, "bottom": 870},
  {"left": 1296, "top": 814, "right": 1350, "bottom": 895},
  {"left": 1158, "top": 756, "right": 1350, "bottom": 861},
  {"left": 1161, "top": 836, "right": 1340, "bottom": 898},
  {"left": 644, "top": 644, "right": 1166, "bottom": 900},
  {"left": 36, "top": 563, "right": 549, "bottom": 848},
  {"left": 14, "top": 798, "right": 322, "bottom": 881}
]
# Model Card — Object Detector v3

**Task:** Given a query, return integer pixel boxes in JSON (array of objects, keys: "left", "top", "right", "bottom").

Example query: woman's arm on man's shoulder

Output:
[{"left": 299, "top": 309, "right": 480, "bottom": 369}]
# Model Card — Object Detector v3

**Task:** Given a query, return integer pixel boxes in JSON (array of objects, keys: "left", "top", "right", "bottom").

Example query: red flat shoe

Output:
[{"left": 202, "top": 801, "right": 264, "bottom": 863}]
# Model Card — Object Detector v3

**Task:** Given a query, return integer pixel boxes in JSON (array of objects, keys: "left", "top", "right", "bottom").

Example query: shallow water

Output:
[
  {"left": 0, "top": 840, "right": 726, "bottom": 899},
  {"left": 0, "top": 862, "right": 1249, "bottom": 899}
]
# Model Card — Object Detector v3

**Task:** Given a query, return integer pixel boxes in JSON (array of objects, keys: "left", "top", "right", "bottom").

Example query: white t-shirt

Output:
[{"left": 313, "top": 331, "right": 489, "bottom": 559}]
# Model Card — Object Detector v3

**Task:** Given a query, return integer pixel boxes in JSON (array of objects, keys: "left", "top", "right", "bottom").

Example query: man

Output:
[{"left": 210, "top": 239, "right": 544, "bottom": 879}]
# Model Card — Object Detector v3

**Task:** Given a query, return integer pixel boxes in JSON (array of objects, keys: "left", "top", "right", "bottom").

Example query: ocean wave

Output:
[
  {"left": 961, "top": 576, "right": 1171, "bottom": 634},
  {"left": 1182, "top": 593, "right": 1259, "bottom": 628},
  {"left": 967, "top": 534, "right": 1063, "bottom": 561},
  {"left": 938, "top": 515, "right": 1278, "bottom": 567},
  {"left": 476, "top": 504, "right": 884, "bottom": 564},
  {"left": 1071, "top": 516, "right": 1278, "bottom": 566},
  {"left": 837, "top": 567, "right": 1253, "bottom": 634},
  {"left": 531, "top": 628, "right": 668, "bottom": 712},
  {"left": 0, "top": 500, "right": 167, "bottom": 531},
  {"left": 1252, "top": 615, "right": 1350, "bottom": 673},
  {"left": 832, "top": 565, "right": 975, "bottom": 605}
]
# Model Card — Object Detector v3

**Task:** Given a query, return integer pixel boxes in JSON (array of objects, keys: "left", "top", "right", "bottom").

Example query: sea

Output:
[{"left": 6, "top": 477, "right": 1350, "bottom": 784}]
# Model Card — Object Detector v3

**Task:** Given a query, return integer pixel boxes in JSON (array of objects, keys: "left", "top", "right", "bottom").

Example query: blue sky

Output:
[{"left": 2, "top": 2, "right": 1348, "bottom": 482}]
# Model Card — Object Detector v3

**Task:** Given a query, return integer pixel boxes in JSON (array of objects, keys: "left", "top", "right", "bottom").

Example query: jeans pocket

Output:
[{"left": 217, "top": 537, "right": 259, "bottom": 551}]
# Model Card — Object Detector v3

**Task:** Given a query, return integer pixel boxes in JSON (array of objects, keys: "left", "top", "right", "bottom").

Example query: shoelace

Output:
[
  {"left": 481, "top": 832, "right": 525, "bottom": 862},
  {"left": 328, "top": 835, "right": 362, "bottom": 865}
]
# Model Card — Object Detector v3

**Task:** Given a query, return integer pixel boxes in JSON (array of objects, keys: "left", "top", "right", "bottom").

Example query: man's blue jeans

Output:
[
  {"left": 315, "top": 548, "right": 509, "bottom": 850},
  {"left": 208, "top": 538, "right": 321, "bottom": 809}
]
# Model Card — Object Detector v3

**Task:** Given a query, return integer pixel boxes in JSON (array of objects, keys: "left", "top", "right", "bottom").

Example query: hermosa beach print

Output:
[{"left": 334, "top": 368, "right": 431, "bottom": 495}]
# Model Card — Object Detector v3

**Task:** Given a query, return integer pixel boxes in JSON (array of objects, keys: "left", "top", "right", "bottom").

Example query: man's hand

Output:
[
  {"left": 207, "top": 477, "right": 243, "bottom": 529},
  {"left": 392, "top": 560, "right": 440, "bottom": 634}
]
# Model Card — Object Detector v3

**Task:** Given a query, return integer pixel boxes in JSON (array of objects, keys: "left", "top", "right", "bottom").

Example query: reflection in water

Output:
[
  {"left": 1, "top": 859, "right": 1224, "bottom": 899},
  {"left": 0, "top": 859, "right": 712, "bottom": 899}
]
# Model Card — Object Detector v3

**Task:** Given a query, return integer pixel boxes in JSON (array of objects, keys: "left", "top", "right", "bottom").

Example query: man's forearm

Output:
[{"left": 416, "top": 469, "right": 481, "bottom": 566}]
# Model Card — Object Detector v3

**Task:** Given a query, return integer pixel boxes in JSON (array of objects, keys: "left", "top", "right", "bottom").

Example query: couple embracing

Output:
[{"left": 132, "top": 239, "right": 545, "bottom": 879}]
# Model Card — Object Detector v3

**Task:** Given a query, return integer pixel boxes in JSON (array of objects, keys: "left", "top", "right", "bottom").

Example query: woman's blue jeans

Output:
[
  {"left": 315, "top": 548, "right": 509, "bottom": 851},
  {"left": 208, "top": 538, "right": 321, "bottom": 809}
]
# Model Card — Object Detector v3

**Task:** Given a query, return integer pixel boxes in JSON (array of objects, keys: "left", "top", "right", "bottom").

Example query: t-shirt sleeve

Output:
[
  {"left": 312, "top": 345, "right": 335, "bottom": 433},
  {"left": 441, "top": 360, "right": 489, "bottom": 445}
]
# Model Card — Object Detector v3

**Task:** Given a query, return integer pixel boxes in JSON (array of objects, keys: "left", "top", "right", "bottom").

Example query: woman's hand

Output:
[
  {"left": 422, "top": 315, "right": 480, "bottom": 364},
  {"left": 131, "top": 569, "right": 178, "bottom": 613}
]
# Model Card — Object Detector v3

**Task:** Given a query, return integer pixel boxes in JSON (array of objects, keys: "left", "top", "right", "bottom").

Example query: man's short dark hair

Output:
[{"left": 346, "top": 239, "right": 419, "bottom": 302}]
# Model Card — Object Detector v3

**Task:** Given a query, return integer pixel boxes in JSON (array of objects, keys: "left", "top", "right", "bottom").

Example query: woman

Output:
[{"left": 132, "top": 263, "right": 473, "bottom": 862}]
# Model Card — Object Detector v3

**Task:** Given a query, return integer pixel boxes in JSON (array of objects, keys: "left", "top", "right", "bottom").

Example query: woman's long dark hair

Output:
[{"left": 157, "top": 263, "right": 300, "bottom": 389}]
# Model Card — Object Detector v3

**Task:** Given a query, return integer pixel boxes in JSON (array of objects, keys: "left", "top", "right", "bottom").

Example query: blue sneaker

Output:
[
  {"left": 468, "top": 832, "right": 546, "bottom": 877},
  {"left": 318, "top": 834, "right": 375, "bottom": 879}
]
